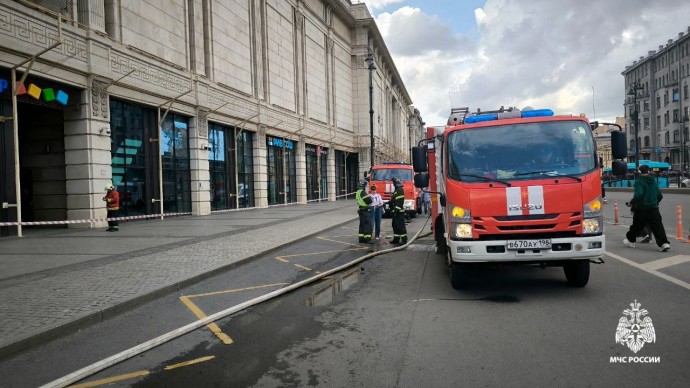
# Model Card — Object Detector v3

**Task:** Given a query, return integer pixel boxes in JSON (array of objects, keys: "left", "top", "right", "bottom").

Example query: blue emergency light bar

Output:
[{"left": 463, "top": 108, "right": 554, "bottom": 124}]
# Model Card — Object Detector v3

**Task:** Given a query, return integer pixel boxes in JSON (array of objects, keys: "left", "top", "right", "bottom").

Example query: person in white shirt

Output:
[{"left": 369, "top": 184, "right": 384, "bottom": 240}]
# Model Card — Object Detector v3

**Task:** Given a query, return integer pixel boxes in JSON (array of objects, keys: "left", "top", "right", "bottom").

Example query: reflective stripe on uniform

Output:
[{"left": 356, "top": 190, "right": 370, "bottom": 207}]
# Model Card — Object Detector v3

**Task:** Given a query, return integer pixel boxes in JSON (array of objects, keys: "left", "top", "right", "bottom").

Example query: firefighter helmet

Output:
[
  {"left": 392, "top": 177, "right": 402, "bottom": 188},
  {"left": 105, "top": 183, "right": 115, "bottom": 191},
  {"left": 358, "top": 178, "right": 368, "bottom": 190}
]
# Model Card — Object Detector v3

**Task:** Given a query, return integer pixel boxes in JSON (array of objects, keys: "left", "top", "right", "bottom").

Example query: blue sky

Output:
[{"left": 363, "top": 0, "right": 690, "bottom": 127}]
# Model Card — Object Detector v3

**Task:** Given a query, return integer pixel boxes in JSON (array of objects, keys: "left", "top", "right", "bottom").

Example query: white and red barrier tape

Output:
[{"left": 0, "top": 192, "right": 357, "bottom": 226}]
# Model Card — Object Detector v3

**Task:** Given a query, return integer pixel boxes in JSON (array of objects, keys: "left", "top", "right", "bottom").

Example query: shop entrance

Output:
[{"left": 0, "top": 100, "right": 67, "bottom": 236}]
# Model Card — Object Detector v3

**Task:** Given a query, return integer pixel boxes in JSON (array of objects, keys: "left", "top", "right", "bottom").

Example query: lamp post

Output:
[
  {"left": 627, "top": 82, "right": 643, "bottom": 174},
  {"left": 681, "top": 114, "right": 689, "bottom": 186},
  {"left": 365, "top": 51, "right": 376, "bottom": 169}
]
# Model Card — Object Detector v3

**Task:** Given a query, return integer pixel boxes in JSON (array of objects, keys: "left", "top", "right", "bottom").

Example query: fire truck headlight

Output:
[
  {"left": 584, "top": 197, "right": 603, "bottom": 218},
  {"left": 452, "top": 223, "right": 473, "bottom": 239},
  {"left": 582, "top": 217, "right": 602, "bottom": 234},
  {"left": 403, "top": 199, "right": 414, "bottom": 210}
]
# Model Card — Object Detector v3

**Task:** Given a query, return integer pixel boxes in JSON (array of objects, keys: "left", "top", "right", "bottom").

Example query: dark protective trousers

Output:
[
  {"left": 391, "top": 211, "right": 407, "bottom": 243},
  {"left": 358, "top": 208, "right": 372, "bottom": 242},
  {"left": 625, "top": 207, "right": 670, "bottom": 247},
  {"left": 107, "top": 209, "right": 119, "bottom": 230}
]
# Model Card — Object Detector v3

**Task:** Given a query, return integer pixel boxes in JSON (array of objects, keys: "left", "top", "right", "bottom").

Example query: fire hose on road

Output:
[{"left": 42, "top": 214, "right": 434, "bottom": 388}]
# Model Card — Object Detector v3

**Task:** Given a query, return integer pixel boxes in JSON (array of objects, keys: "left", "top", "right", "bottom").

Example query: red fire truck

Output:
[
  {"left": 367, "top": 162, "right": 422, "bottom": 218},
  {"left": 411, "top": 107, "right": 627, "bottom": 289}
]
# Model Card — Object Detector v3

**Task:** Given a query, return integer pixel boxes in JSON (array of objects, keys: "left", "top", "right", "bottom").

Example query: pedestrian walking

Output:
[
  {"left": 389, "top": 177, "right": 407, "bottom": 244},
  {"left": 369, "top": 184, "right": 384, "bottom": 240},
  {"left": 103, "top": 182, "right": 120, "bottom": 232},
  {"left": 355, "top": 178, "right": 373, "bottom": 243},
  {"left": 422, "top": 189, "right": 431, "bottom": 215},
  {"left": 623, "top": 165, "right": 670, "bottom": 251}
]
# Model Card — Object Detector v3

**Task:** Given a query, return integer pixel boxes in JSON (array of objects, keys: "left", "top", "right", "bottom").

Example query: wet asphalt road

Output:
[{"left": 1, "top": 195, "right": 689, "bottom": 387}]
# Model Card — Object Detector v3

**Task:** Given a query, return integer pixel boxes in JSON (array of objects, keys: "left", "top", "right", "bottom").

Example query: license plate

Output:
[{"left": 506, "top": 239, "right": 552, "bottom": 250}]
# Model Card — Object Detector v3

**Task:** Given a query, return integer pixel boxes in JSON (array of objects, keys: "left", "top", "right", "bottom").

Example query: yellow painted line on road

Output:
[
  {"left": 606, "top": 251, "right": 690, "bottom": 291},
  {"left": 180, "top": 296, "right": 234, "bottom": 345},
  {"left": 164, "top": 355, "right": 216, "bottom": 371},
  {"left": 317, "top": 236, "right": 368, "bottom": 248},
  {"left": 641, "top": 255, "right": 690, "bottom": 271},
  {"left": 67, "top": 355, "right": 215, "bottom": 387},
  {"left": 294, "top": 263, "right": 313, "bottom": 271},
  {"left": 179, "top": 283, "right": 288, "bottom": 346},
  {"left": 186, "top": 283, "right": 289, "bottom": 298},
  {"left": 67, "top": 370, "right": 150, "bottom": 387},
  {"left": 278, "top": 247, "right": 368, "bottom": 259}
]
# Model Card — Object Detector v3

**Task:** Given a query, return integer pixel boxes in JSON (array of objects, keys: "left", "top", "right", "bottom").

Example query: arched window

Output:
[{"left": 644, "top": 136, "right": 650, "bottom": 147}]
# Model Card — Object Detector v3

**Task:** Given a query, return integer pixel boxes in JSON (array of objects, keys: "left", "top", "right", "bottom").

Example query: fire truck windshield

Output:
[
  {"left": 371, "top": 168, "right": 413, "bottom": 181},
  {"left": 447, "top": 120, "right": 596, "bottom": 182}
]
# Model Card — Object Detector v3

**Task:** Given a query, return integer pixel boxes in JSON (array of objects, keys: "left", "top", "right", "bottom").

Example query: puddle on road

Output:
[{"left": 305, "top": 267, "right": 362, "bottom": 307}]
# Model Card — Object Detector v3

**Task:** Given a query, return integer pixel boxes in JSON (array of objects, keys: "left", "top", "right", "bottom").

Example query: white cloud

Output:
[{"left": 376, "top": 0, "right": 690, "bottom": 127}]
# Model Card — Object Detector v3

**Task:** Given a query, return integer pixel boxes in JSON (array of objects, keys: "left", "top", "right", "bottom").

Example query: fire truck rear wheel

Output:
[{"left": 563, "top": 260, "right": 590, "bottom": 287}]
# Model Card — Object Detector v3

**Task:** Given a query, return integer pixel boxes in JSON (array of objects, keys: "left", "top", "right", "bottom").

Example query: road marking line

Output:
[
  {"left": 605, "top": 251, "right": 690, "bottom": 291},
  {"left": 317, "top": 236, "right": 368, "bottom": 247},
  {"left": 278, "top": 247, "right": 368, "bottom": 259},
  {"left": 67, "top": 370, "right": 150, "bottom": 387},
  {"left": 275, "top": 256, "right": 290, "bottom": 263},
  {"left": 179, "top": 296, "right": 234, "bottom": 345},
  {"left": 641, "top": 255, "right": 690, "bottom": 271},
  {"left": 164, "top": 355, "right": 216, "bottom": 371},
  {"left": 294, "top": 263, "right": 312, "bottom": 271},
  {"left": 186, "top": 283, "right": 288, "bottom": 298}
]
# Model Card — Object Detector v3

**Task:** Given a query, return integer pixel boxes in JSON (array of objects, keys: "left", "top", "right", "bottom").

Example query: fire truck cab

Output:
[
  {"left": 411, "top": 107, "right": 628, "bottom": 289},
  {"left": 367, "top": 162, "right": 422, "bottom": 218}
]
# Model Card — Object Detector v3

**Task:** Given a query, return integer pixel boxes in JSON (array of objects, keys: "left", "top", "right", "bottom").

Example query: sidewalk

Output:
[{"left": 0, "top": 200, "right": 357, "bottom": 359}]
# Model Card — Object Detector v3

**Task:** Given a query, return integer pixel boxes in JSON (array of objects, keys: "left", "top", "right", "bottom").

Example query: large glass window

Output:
[
  {"left": 305, "top": 144, "right": 318, "bottom": 201},
  {"left": 208, "top": 125, "right": 230, "bottom": 210},
  {"left": 161, "top": 115, "right": 191, "bottom": 213},
  {"left": 319, "top": 147, "right": 328, "bottom": 199},
  {"left": 110, "top": 100, "right": 157, "bottom": 216},
  {"left": 237, "top": 131, "right": 254, "bottom": 208},
  {"left": 266, "top": 136, "right": 296, "bottom": 205},
  {"left": 446, "top": 120, "right": 596, "bottom": 182}
]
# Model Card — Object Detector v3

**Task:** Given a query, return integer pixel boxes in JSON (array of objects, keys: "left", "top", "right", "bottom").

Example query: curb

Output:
[{"left": 0, "top": 214, "right": 359, "bottom": 361}]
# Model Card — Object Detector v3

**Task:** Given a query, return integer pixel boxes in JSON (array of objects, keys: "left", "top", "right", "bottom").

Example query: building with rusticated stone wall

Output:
[{"left": 0, "top": 0, "right": 422, "bottom": 235}]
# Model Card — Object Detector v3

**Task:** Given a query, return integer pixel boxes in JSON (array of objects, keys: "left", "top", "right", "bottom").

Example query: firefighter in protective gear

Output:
[
  {"left": 355, "top": 178, "right": 373, "bottom": 243},
  {"left": 103, "top": 182, "right": 120, "bottom": 232},
  {"left": 389, "top": 177, "right": 407, "bottom": 244}
]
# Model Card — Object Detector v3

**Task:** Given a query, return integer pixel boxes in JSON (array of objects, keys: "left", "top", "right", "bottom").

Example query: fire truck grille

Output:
[
  {"left": 476, "top": 231, "right": 577, "bottom": 241},
  {"left": 497, "top": 224, "right": 556, "bottom": 231},
  {"left": 491, "top": 214, "right": 559, "bottom": 221}
]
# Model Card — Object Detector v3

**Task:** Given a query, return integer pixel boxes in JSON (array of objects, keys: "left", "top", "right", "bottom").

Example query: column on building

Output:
[
  {"left": 64, "top": 79, "right": 109, "bottom": 228},
  {"left": 296, "top": 136, "right": 307, "bottom": 203},
  {"left": 253, "top": 127, "right": 268, "bottom": 207},
  {"left": 190, "top": 109, "right": 210, "bottom": 215},
  {"left": 328, "top": 146, "right": 336, "bottom": 201}
]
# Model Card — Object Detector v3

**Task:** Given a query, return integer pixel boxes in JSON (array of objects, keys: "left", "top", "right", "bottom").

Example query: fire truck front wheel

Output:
[
  {"left": 449, "top": 260, "right": 468, "bottom": 290},
  {"left": 563, "top": 260, "right": 590, "bottom": 287}
]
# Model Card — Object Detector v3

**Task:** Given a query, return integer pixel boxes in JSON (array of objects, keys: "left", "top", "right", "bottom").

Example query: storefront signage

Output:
[
  {"left": 0, "top": 77, "right": 69, "bottom": 106},
  {"left": 268, "top": 136, "right": 294, "bottom": 150}
]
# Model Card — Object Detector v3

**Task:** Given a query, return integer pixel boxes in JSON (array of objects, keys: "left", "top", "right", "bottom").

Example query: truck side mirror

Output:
[
  {"left": 414, "top": 173, "right": 429, "bottom": 188},
  {"left": 611, "top": 131, "right": 627, "bottom": 160},
  {"left": 412, "top": 146, "right": 428, "bottom": 173}
]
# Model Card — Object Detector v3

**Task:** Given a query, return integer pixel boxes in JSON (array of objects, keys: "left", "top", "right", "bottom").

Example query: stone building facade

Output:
[
  {"left": 0, "top": 0, "right": 422, "bottom": 235},
  {"left": 622, "top": 26, "right": 690, "bottom": 172}
]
